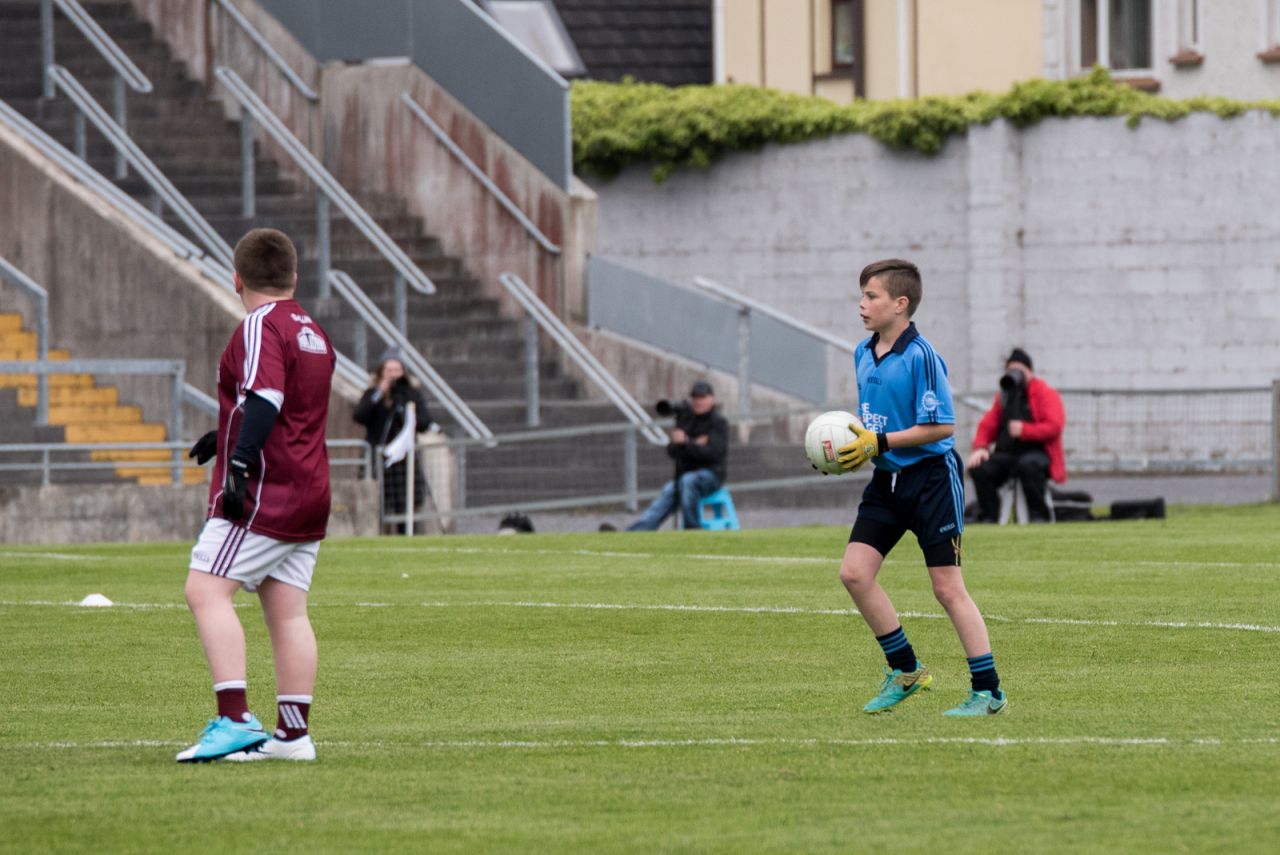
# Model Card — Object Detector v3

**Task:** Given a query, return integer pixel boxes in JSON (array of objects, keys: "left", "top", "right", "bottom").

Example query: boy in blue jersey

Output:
[{"left": 835, "top": 259, "right": 1007, "bottom": 716}]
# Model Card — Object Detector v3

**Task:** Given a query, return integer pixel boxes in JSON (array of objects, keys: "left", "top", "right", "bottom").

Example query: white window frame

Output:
[
  {"left": 1174, "top": 0, "right": 1201, "bottom": 54},
  {"left": 1263, "top": 0, "right": 1280, "bottom": 51},
  {"left": 1069, "top": 0, "right": 1156, "bottom": 78}
]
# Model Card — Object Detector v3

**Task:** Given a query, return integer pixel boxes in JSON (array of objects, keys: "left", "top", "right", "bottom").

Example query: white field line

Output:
[
  {"left": 0, "top": 551, "right": 105, "bottom": 561},
  {"left": 4, "top": 597, "right": 1279, "bottom": 634},
  {"left": 341, "top": 545, "right": 1280, "bottom": 571},
  {"left": 11, "top": 736, "right": 1280, "bottom": 752}
]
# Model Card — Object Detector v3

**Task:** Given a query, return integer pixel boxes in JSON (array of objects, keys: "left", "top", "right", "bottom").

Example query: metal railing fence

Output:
[
  {"left": 47, "top": 64, "right": 237, "bottom": 268},
  {"left": 401, "top": 92, "right": 560, "bottom": 256},
  {"left": 0, "top": 257, "right": 50, "bottom": 425},
  {"left": 40, "top": 0, "right": 153, "bottom": 178},
  {"left": 214, "top": 66, "right": 435, "bottom": 302},
  {"left": 499, "top": 272, "right": 664, "bottom": 444},
  {"left": 210, "top": 0, "right": 318, "bottom": 101},
  {"left": 0, "top": 439, "right": 371, "bottom": 487}
]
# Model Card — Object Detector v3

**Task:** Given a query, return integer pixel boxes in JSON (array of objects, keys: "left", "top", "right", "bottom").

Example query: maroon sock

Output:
[
  {"left": 213, "top": 680, "right": 251, "bottom": 723},
  {"left": 275, "top": 695, "right": 312, "bottom": 741}
]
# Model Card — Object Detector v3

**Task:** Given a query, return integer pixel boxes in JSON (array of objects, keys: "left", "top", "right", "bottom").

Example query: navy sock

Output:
[
  {"left": 967, "top": 653, "right": 1001, "bottom": 696},
  {"left": 875, "top": 626, "right": 918, "bottom": 673}
]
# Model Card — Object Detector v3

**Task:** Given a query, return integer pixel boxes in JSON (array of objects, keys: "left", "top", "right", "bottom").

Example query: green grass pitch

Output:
[{"left": 3, "top": 504, "right": 1280, "bottom": 853}]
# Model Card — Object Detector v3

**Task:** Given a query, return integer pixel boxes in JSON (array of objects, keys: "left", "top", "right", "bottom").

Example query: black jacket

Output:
[
  {"left": 353, "top": 384, "right": 432, "bottom": 449},
  {"left": 667, "top": 406, "right": 729, "bottom": 483}
]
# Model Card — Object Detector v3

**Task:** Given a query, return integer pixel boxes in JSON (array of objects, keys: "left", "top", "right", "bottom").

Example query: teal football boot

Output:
[
  {"left": 176, "top": 715, "right": 268, "bottom": 762},
  {"left": 863, "top": 665, "right": 932, "bottom": 714},
  {"left": 943, "top": 689, "right": 1009, "bottom": 716}
]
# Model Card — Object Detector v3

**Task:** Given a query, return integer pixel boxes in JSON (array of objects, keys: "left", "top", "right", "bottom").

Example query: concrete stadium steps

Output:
[
  {"left": 0, "top": 312, "right": 201, "bottom": 485},
  {"left": 0, "top": 0, "right": 815, "bottom": 509}
]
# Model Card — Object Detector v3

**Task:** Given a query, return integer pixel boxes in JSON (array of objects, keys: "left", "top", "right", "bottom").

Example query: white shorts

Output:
[{"left": 189, "top": 518, "right": 319, "bottom": 592}]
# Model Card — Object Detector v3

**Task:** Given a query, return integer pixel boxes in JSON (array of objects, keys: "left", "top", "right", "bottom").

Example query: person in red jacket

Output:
[{"left": 966, "top": 348, "right": 1066, "bottom": 523}]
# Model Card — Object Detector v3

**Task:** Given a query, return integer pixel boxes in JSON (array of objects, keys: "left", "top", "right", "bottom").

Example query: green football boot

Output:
[
  {"left": 943, "top": 689, "right": 1008, "bottom": 716},
  {"left": 862, "top": 665, "right": 932, "bottom": 714}
]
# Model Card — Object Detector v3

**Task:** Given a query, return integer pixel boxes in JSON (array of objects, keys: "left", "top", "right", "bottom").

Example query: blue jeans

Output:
[{"left": 627, "top": 469, "right": 721, "bottom": 531}]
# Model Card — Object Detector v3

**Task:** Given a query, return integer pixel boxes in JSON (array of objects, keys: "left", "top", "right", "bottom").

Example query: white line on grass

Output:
[
  {"left": 13, "top": 736, "right": 1280, "bottom": 752},
  {"left": 341, "top": 544, "right": 1280, "bottom": 571},
  {"left": 349, "top": 599, "right": 1280, "bottom": 635},
  {"left": 0, "top": 551, "right": 105, "bottom": 561},
  {"left": 4, "top": 598, "right": 1278, "bottom": 634}
]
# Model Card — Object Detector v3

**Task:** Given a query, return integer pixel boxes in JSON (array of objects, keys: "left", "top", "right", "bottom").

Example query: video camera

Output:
[
  {"left": 999, "top": 368, "right": 1026, "bottom": 392},
  {"left": 655, "top": 398, "right": 691, "bottom": 418},
  {"left": 390, "top": 375, "right": 412, "bottom": 403}
]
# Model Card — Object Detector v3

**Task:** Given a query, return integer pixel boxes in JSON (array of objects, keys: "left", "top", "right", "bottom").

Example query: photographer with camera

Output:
[
  {"left": 966, "top": 348, "right": 1066, "bottom": 523},
  {"left": 625, "top": 380, "right": 729, "bottom": 531},
  {"left": 353, "top": 347, "right": 439, "bottom": 533}
]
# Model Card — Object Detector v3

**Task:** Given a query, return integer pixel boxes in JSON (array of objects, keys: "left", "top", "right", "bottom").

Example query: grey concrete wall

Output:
[
  {"left": 0, "top": 479, "right": 378, "bottom": 544},
  {"left": 592, "top": 114, "right": 1280, "bottom": 401}
]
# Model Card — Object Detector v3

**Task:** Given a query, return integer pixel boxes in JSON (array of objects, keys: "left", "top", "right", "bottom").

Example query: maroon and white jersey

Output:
[{"left": 209, "top": 299, "right": 336, "bottom": 541}]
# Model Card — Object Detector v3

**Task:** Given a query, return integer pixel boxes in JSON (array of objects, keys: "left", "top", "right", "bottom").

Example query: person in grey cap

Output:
[
  {"left": 966, "top": 348, "right": 1066, "bottom": 523},
  {"left": 626, "top": 380, "right": 729, "bottom": 531}
]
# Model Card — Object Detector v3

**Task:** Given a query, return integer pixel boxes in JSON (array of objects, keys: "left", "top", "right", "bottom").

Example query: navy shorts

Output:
[{"left": 848, "top": 450, "right": 965, "bottom": 567}]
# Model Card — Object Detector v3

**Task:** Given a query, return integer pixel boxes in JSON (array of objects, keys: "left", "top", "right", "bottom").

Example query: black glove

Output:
[
  {"left": 188, "top": 431, "right": 217, "bottom": 465},
  {"left": 222, "top": 453, "right": 253, "bottom": 521}
]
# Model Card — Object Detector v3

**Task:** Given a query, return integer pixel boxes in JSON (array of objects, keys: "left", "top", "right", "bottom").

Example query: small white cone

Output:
[{"left": 79, "top": 593, "right": 113, "bottom": 607}]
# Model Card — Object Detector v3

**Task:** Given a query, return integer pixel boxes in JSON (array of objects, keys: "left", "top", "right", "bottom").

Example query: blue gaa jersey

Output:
[{"left": 853, "top": 322, "right": 956, "bottom": 472}]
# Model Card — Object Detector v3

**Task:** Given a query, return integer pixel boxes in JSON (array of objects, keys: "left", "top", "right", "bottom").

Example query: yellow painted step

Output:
[
  {"left": 18, "top": 386, "right": 117, "bottom": 406},
  {"left": 3, "top": 374, "right": 94, "bottom": 390},
  {"left": 0, "top": 314, "right": 23, "bottom": 333},
  {"left": 91, "top": 448, "right": 169, "bottom": 463},
  {"left": 126, "top": 468, "right": 207, "bottom": 486},
  {"left": 48, "top": 404, "right": 143, "bottom": 425},
  {"left": 0, "top": 331, "right": 37, "bottom": 351},
  {"left": 64, "top": 424, "right": 166, "bottom": 444}
]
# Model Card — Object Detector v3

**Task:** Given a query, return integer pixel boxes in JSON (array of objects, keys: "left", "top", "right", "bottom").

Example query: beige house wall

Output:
[
  {"left": 917, "top": 0, "right": 1042, "bottom": 95},
  {"left": 722, "top": 0, "right": 1043, "bottom": 102}
]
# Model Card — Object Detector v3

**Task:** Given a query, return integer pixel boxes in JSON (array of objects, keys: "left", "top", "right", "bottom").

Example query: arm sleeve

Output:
[
  {"left": 353, "top": 389, "right": 381, "bottom": 426},
  {"left": 240, "top": 312, "right": 287, "bottom": 412},
  {"left": 914, "top": 347, "right": 956, "bottom": 426},
  {"left": 232, "top": 392, "right": 279, "bottom": 461},
  {"left": 972, "top": 397, "right": 1002, "bottom": 448},
  {"left": 681, "top": 417, "right": 729, "bottom": 466},
  {"left": 1021, "top": 384, "right": 1065, "bottom": 443}
]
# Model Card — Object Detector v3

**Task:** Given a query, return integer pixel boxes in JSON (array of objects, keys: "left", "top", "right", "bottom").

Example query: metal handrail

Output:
[
  {"left": 0, "top": 257, "right": 50, "bottom": 426},
  {"left": 210, "top": 0, "right": 318, "bottom": 101},
  {"left": 328, "top": 270, "right": 492, "bottom": 441},
  {"left": 48, "top": 65, "right": 237, "bottom": 269},
  {"left": 690, "top": 275, "right": 858, "bottom": 423},
  {"left": 41, "top": 0, "right": 153, "bottom": 178},
  {"left": 214, "top": 66, "right": 436, "bottom": 298},
  {"left": 692, "top": 275, "right": 857, "bottom": 355},
  {"left": 498, "top": 272, "right": 665, "bottom": 445},
  {"left": 401, "top": 92, "right": 561, "bottom": 256},
  {"left": 43, "top": 0, "right": 153, "bottom": 94},
  {"left": 0, "top": 99, "right": 210, "bottom": 265}
]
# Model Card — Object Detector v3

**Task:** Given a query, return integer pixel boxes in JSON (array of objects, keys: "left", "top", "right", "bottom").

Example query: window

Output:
[
  {"left": 1077, "top": 0, "right": 1153, "bottom": 73},
  {"left": 832, "top": 0, "right": 857, "bottom": 68},
  {"left": 483, "top": 1, "right": 585, "bottom": 78}
]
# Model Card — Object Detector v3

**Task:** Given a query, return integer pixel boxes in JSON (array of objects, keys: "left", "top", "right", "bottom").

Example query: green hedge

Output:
[{"left": 571, "top": 68, "right": 1280, "bottom": 182}]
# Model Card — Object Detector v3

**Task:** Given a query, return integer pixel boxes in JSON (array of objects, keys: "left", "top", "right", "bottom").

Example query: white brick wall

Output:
[{"left": 593, "top": 114, "right": 1280, "bottom": 399}]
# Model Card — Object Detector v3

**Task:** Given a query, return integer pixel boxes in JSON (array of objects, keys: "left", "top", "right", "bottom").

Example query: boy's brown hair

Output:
[
  {"left": 859, "top": 258, "right": 922, "bottom": 317},
  {"left": 233, "top": 228, "right": 297, "bottom": 293}
]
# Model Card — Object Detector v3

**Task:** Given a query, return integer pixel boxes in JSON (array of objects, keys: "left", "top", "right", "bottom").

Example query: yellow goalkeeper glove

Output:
[{"left": 837, "top": 423, "right": 888, "bottom": 471}]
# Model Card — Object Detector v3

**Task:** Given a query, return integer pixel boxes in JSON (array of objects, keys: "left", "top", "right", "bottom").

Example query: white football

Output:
[{"left": 804, "top": 411, "right": 863, "bottom": 475}]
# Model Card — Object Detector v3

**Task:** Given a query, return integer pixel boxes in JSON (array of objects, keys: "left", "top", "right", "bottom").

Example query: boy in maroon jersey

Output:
[{"left": 176, "top": 229, "right": 336, "bottom": 763}]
